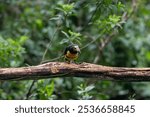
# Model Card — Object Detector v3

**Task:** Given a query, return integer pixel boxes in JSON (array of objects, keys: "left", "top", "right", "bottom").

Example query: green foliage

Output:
[
  {"left": 0, "top": 0, "right": 150, "bottom": 100},
  {"left": 77, "top": 84, "right": 95, "bottom": 100},
  {"left": 57, "top": 3, "right": 75, "bottom": 15},
  {"left": 36, "top": 80, "right": 55, "bottom": 100},
  {"left": 0, "top": 35, "right": 27, "bottom": 67},
  {"left": 61, "top": 30, "right": 82, "bottom": 45}
]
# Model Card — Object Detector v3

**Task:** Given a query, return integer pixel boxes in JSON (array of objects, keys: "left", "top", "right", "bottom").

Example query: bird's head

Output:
[{"left": 71, "top": 44, "right": 81, "bottom": 54}]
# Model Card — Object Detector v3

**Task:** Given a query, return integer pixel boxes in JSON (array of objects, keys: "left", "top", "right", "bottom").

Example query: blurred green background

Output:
[{"left": 0, "top": 0, "right": 150, "bottom": 100}]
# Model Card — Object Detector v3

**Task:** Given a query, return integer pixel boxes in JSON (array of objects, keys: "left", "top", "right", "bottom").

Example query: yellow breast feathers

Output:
[{"left": 66, "top": 51, "right": 78, "bottom": 60}]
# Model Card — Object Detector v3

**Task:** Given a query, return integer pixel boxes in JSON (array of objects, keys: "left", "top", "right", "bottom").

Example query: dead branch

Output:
[{"left": 0, "top": 62, "right": 150, "bottom": 81}]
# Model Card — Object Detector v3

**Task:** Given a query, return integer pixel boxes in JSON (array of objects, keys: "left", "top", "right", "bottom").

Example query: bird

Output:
[{"left": 64, "top": 44, "right": 81, "bottom": 63}]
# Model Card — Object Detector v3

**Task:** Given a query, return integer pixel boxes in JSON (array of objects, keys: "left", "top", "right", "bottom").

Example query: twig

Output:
[
  {"left": 25, "top": 80, "right": 36, "bottom": 99},
  {"left": 82, "top": 1, "right": 102, "bottom": 31}
]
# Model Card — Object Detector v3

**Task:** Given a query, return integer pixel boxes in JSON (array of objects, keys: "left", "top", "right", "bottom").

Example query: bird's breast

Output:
[{"left": 66, "top": 51, "right": 78, "bottom": 59}]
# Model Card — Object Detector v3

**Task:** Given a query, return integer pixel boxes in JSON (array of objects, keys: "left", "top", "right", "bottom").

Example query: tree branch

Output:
[{"left": 0, "top": 62, "right": 150, "bottom": 81}]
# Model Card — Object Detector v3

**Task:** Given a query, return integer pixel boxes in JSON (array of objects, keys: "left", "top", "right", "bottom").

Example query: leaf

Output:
[
  {"left": 146, "top": 52, "right": 150, "bottom": 60},
  {"left": 59, "top": 38, "right": 69, "bottom": 44},
  {"left": 61, "top": 31, "right": 70, "bottom": 38},
  {"left": 46, "top": 80, "right": 55, "bottom": 97},
  {"left": 56, "top": 3, "right": 74, "bottom": 15},
  {"left": 68, "top": 30, "right": 81, "bottom": 37},
  {"left": 19, "top": 36, "right": 28, "bottom": 45},
  {"left": 35, "top": 19, "right": 43, "bottom": 29},
  {"left": 85, "top": 85, "right": 95, "bottom": 92}
]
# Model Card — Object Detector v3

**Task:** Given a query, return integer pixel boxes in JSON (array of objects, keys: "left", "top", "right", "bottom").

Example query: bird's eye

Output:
[{"left": 73, "top": 47, "right": 76, "bottom": 50}]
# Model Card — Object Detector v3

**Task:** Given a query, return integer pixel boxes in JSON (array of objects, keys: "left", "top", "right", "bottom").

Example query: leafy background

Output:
[{"left": 0, "top": 0, "right": 150, "bottom": 99}]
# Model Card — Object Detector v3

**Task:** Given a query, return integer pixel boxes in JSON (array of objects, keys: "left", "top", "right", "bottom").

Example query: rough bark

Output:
[{"left": 0, "top": 62, "right": 150, "bottom": 81}]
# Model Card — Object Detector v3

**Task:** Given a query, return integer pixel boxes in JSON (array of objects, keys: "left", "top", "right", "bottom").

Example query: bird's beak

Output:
[{"left": 77, "top": 47, "right": 81, "bottom": 53}]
